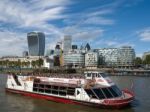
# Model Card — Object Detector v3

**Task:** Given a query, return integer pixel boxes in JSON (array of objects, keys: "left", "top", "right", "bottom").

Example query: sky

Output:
[{"left": 0, "top": 0, "right": 150, "bottom": 57}]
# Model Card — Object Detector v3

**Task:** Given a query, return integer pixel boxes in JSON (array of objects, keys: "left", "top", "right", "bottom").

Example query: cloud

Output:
[
  {"left": 83, "top": 17, "right": 114, "bottom": 25},
  {"left": 93, "top": 38, "right": 135, "bottom": 49},
  {"left": 62, "top": 26, "right": 104, "bottom": 40},
  {"left": 0, "top": 0, "right": 70, "bottom": 27},
  {"left": 136, "top": 53, "right": 142, "bottom": 58},
  {"left": 0, "top": 0, "right": 71, "bottom": 56},
  {"left": 137, "top": 27, "right": 150, "bottom": 41},
  {"left": 0, "top": 0, "right": 123, "bottom": 56},
  {"left": 0, "top": 30, "right": 26, "bottom": 56},
  {"left": 63, "top": 7, "right": 115, "bottom": 26},
  {"left": 106, "top": 41, "right": 119, "bottom": 46}
]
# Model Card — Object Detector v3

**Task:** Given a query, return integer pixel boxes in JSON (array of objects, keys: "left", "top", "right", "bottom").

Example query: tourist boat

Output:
[{"left": 5, "top": 71, "right": 134, "bottom": 108}]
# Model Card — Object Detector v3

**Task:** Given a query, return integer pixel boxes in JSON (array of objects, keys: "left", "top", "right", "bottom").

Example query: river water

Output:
[{"left": 0, "top": 74, "right": 150, "bottom": 112}]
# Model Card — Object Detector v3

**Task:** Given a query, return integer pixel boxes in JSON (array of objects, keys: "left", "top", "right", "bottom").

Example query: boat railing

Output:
[{"left": 17, "top": 73, "right": 86, "bottom": 79}]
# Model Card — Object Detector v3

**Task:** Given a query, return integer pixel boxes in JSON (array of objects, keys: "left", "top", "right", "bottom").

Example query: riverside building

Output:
[
  {"left": 85, "top": 51, "right": 98, "bottom": 69},
  {"left": 96, "top": 48, "right": 119, "bottom": 66},
  {"left": 118, "top": 46, "right": 135, "bottom": 66},
  {"left": 95, "top": 46, "right": 135, "bottom": 67},
  {"left": 63, "top": 51, "right": 85, "bottom": 68}
]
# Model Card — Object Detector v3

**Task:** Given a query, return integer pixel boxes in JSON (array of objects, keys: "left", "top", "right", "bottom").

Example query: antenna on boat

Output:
[
  {"left": 131, "top": 81, "right": 134, "bottom": 92},
  {"left": 38, "top": 53, "right": 41, "bottom": 75}
]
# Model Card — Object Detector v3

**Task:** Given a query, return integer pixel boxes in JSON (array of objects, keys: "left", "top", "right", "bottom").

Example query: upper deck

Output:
[
  {"left": 17, "top": 71, "right": 109, "bottom": 79},
  {"left": 8, "top": 71, "right": 114, "bottom": 89}
]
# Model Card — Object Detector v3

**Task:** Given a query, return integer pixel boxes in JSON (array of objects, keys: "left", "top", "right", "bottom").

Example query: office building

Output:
[
  {"left": 80, "top": 43, "right": 91, "bottom": 53},
  {"left": 96, "top": 48, "right": 119, "bottom": 66},
  {"left": 85, "top": 51, "right": 98, "bottom": 69},
  {"left": 118, "top": 46, "right": 135, "bottom": 66},
  {"left": 95, "top": 46, "right": 135, "bottom": 67},
  {"left": 63, "top": 35, "right": 72, "bottom": 54},
  {"left": 27, "top": 32, "right": 45, "bottom": 56},
  {"left": 72, "top": 45, "right": 78, "bottom": 50},
  {"left": 63, "top": 52, "right": 85, "bottom": 68}
]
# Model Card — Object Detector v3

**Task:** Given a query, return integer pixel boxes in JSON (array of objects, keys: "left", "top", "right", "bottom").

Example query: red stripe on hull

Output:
[
  {"left": 5, "top": 88, "right": 133, "bottom": 109},
  {"left": 5, "top": 88, "right": 77, "bottom": 104}
]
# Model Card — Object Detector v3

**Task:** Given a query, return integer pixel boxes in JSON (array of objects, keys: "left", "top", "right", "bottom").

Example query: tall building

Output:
[
  {"left": 80, "top": 43, "right": 91, "bottom": 53},
  {"left": 54, "top": 42, "right": 63, "bottom": 56},
  {"left": 63, "top": 35, "right": 72, "bottom": 54},
  {"left": 27, "top": 32, "right": 45, "bottom": 56},
  {"left": 118, "top": 46, "right": 135, "bottom": 66},
  {"left": 72, "top": 45, "right": 78, "bottom": 50}
]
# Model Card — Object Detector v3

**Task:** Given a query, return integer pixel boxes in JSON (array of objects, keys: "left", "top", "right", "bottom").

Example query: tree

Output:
[
  {"left": 31, "top": 61, "right": 36, "bottom": 68},
  {"left": 143, "top": 55, "right": 150, "bottom": 64},
  {"left": 134, "top": 57, "right": 142, "bottom": 66},
  {"left": 25, "top": 61, "right": 30, "bottom": 68},
  {"left": 4, "top": 60, "right": 9, "bottom": 68},
  {"left": 37, "top": 58, "right": 44, "bottom": 68}
]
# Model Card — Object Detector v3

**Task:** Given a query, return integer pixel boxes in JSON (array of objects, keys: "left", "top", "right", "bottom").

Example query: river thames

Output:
[{"left": 0, "top": 74, "right": 150, "bottom": 112}]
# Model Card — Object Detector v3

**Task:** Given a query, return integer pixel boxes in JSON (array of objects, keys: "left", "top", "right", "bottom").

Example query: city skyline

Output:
[{"left": 0, "top": 0, "right": 150, "bottom": 57}]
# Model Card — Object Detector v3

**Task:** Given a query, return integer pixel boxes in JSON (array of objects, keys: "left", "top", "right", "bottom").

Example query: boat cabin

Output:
[{"left": 84, "top": 71, "right": 108, "bottom": 79}]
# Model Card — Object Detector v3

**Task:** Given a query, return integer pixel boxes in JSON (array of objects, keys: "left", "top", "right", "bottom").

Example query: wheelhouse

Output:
[
  {"left": 85, "top": 85, "right": 122, "bottom": 100},
  {"left": 84, "top": 71, "right": 108, "bottom": 79}
]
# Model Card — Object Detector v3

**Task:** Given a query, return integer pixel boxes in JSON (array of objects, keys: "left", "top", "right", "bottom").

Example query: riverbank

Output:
[{"left": 1, "top": 67, "right": 150, "bottom": 77}]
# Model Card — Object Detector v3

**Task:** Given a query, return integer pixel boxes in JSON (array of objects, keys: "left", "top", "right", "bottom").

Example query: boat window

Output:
[
  {"left": 52, "top": 86, "right": 58, "bottom": 90},
  {"left": 39, "top": 84, "right": 44, "bottom": 88},
  {"left": 52, "top": 90, "right": 58, "bottom": 95},
  {"left": 108, "top": 87, "right": 119, "bottom": 97},
  {"left": 33, "top": 88, "right": 38, "bottom": 92},
  {"left": 59, "top": 86, "right": 67, "bottom": 90},
  {"left": 92, "top": 73, "right": 94, "bottom": 77},
  {"left": 97, "top": 74, "right": 101, "bottom": 77},
  {"left": 93, "top": 88, "right": 105, "bottom": 99},
  {"left": 87, "top": 73, "right": 91, "bottom": 77},
  {"left": 45, "top": 89, "right": 51, "bottom": 93},
  {"left": 111, "top": 85, "right": 122, "bottom": 96},
  {"left": 45, "top": 85, "right": 51, "bottom": 89},
  {"left": 33, "top": 84, "right": 38, "bottom": 88},
  {"left": 67, "top": 87, "right": 75, "bottom": 96},
  {"left": 101, "top": 88, "right": 113, "bottom": 98},
  {"left": 59, "top": 91, "right": 66, "bottom": 96},
  {"left": 85, "top": 89, "right": 97, "bottom": 99},
  {"left": 99, "top": 73, "right": 108, "bottom": 78},
  {"left": 39, "top": 89, "right": 44, "bottom": 93}
]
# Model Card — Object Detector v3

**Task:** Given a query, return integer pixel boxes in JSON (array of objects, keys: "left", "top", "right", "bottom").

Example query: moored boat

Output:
[{"left": 5, "top": 71, "right": 134, "bottom": 108}]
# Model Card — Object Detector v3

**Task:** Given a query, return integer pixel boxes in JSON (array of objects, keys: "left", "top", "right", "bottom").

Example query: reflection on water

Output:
[{"left": 0, "top": 74, "right": 150, "bottom": 112}]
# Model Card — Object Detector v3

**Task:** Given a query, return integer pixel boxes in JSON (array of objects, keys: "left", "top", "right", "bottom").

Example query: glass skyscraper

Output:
[
  {"left": 63, "top": 35, "right": 72, "bottom": 54},
  {"left": 27, "top": 32, "right": 45, "bottom": 56}
]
